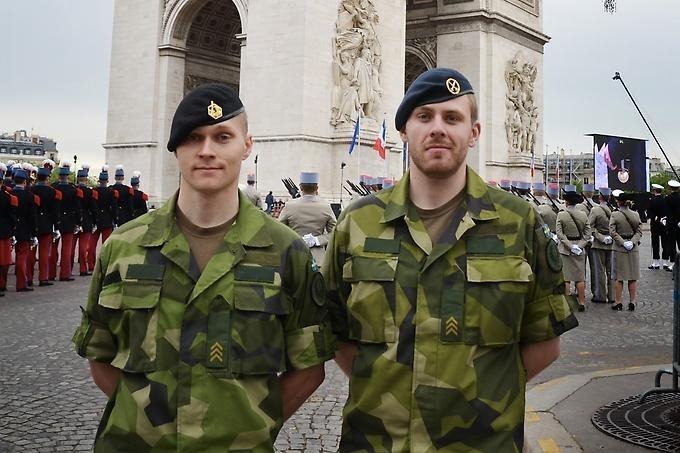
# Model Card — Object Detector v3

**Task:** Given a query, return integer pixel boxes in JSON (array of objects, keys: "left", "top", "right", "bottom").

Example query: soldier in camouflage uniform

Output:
[
  {"left": 73, "top": 84, "right": 335, "bottom": 452},
  {"left": 323, "top": 68, "right": 578, "bottom": 452}
]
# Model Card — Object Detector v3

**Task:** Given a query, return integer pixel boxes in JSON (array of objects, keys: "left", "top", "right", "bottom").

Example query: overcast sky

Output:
[{"left": 1, "top": 0, "right": 678, "bottom": 171}]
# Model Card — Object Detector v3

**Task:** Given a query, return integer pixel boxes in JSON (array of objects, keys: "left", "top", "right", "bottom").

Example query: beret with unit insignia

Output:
[
  {"left": 395, "top": 67, "right": 475, "bottom": 131},
  {"left": 167, "top": 83, "right": 245, "bottom": 152}
]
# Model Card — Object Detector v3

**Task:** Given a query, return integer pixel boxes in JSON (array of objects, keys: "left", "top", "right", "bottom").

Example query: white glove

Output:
[
  {"left": 623, "top": 241, "right": 634, "bottom": 251},
  {"left": 302, "top": 233, "right": 317, "bottom": 248},
  {"left": 74, "top": 226, "right": 82, "bottom": 235},
  {"left": 30, "top": 237, "right": 38, "bottom": 249},
  {"left": 603, "top": 235, "right": 613, "bottom": 245},
  {"left": 92, "top": 225, "right": 97, "bottom": 233},
  {"left": 661, "top": 217, "right": 667, "bottom": 226},
  {"left": 570, "top": 244, "right": 583, "bottom": 256},
  {"left": 53, "top": 230, "right": 61, "bottom": 242},
  {"left": 550, "top": 233, "right": 559, "bottom": 244},
  {"left": 10, "top": 236, "right": 16, "bottom": 248}
]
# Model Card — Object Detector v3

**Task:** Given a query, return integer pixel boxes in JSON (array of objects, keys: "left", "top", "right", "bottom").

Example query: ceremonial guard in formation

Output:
[
  {"left": 52, "top": 161, "right": 82, "bottom": 281},
  {"left": 88, "top": 167, "right": 118, "bottom": 271},
  {"left": 609, "top": 189, "right": 642, "bottom": 311},
  {"left": 588, "top": 187, "right": 614, "bottom": 304},
  {"left": 665, "top": 179, "right": 680, "bottom": 271},
  {"left": 0, "top": 163, "right": 18, "bottom": 297},
  {"left": 11, "top": 168, "right": 38, "bottom": 292},
  {"left": 647, "top": 183, "right": 669, "bottom": 269},
  {"left": 76, "top": 167, "right": 97, "bottom": 276},
  {"left": 111, "top": 165, "right": 134, "bottom": 226},
  {"left": 32, "top": 162, "right": 61, "bottom": 286},
  {"left": 243, "top": 172, "right": 262, "bottom": 208},
  {"left": 130, "top": 171, "right": 148, "bottom": 219},
  {"left": 533, "top": 182, "right": 558, "bottom": 232},
  {"left": 278, "top": 171, "right": 337, "bottom": 264},
  {"left": 556, "top": 188, "right": 591, "bottom": 311}
]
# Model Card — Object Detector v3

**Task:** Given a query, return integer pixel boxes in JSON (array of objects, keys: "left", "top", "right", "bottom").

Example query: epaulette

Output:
[
  {"left": 92, "top": 189, "right": 99, "bottom": 201},
  {"left": 76, "top": 187, "right": 84, "bottom": 199},
  {"left": 54, "top": 189, "right": 63, "bottom": 201},
  {"left": 33, "top": 194, "right": 41, "bottom": 207},
  {"left": 9, "top": 194, "right": 18, "bottom": 208},
  {"left": 113, "top": 189, "right": 120, "bottom": 199},
  {"left": 142, "top": 192, "right": 148, "bottom": 201}
]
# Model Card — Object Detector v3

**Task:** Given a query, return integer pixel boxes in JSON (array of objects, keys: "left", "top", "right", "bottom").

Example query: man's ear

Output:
[
  {"left": 469, "top": 121, "right": 481, "bottom": 147},
  {"left": 242, "top": 135, "right": 253, "bottom": 161},
  {"left": 399, "top": 130, "right": 408, "bottom": 143}
]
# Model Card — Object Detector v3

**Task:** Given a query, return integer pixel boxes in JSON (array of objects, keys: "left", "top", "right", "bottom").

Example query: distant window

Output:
[
  {"left": 584, "top": 178, "right": 589, "bottom": 184},
  {"left": 35, "top": 148, "right": 44, "bottom": 156},
  {"left": 23, "top": 148, "right": 32, "bottom": 155},
  {"left": 10, "top": 148, "right": 18, "bottom": 154},
  {"left": 0, "top": 147, "right": 6, "bottom": 154}
]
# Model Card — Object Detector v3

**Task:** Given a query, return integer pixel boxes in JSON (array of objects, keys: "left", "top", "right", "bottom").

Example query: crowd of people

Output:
[
  {"left": 0, "top": 160, "right": 148, "bottom": 296},
  {"left": 500, "top": 180, "right": 680, "bottom": 313}
]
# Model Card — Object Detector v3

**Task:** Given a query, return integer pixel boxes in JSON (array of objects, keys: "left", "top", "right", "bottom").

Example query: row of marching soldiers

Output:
[
  {"left": 498, "top": 180, "right": 646, "bottom": 313},
  {"left": 0, "top": 160, "right": 148, "bottom": 296}
]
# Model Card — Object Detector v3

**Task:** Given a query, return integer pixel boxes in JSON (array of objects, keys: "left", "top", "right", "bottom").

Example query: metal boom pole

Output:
[{"left": 613, "top": 72, "right": 679, "bottom": 180}]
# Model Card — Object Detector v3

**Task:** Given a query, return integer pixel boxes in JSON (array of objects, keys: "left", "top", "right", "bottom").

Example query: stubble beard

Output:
[{"left": 411, "top": 147, "right": 467, "bottom": 180}]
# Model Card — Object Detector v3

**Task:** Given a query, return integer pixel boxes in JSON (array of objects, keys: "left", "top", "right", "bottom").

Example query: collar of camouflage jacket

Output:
[
  {"left": 381, "top": 166, "right": 501, "bottom": 224},
  {"left": 139, "top": 189, "right": 273, "bottom": 249}
]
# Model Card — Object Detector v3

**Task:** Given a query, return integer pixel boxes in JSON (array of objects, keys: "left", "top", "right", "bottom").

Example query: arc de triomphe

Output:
[{"left": 105, "top": 0, "right": 548, "bottom": 203}]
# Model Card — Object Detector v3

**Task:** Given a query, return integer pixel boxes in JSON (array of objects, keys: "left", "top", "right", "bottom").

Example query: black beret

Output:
[
  {"left": 167, "top": 84, "right": 245, "bottom": 152},
  {"left": 563, "top": 191, "right": 582, "bottom": 204},
  {"left": 395, "top": 68, "right": 474, "bottom": 131}
]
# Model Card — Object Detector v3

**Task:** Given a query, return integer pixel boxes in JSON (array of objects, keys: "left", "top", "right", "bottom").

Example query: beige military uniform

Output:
[
  {"left": 556, "top": 206, "right": 591, "bottom": 282},
  {"left": 609, "top": 206, "right": 642, "bottom": 281},
  {"left": 536, "top": 202, "right": 557, "bottom": 232},
  {"left": 243, "top": 185, "right": 262, "bottom": 209},
  {"left": 278, "top": 195, "right": 337, "bottom": 263},
  {"left": 588, "top": 202, "right": 614, "bottom": 302}
]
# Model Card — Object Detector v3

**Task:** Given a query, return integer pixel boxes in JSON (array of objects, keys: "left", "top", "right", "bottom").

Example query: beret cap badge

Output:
[
  {"left": 207, "top": 100, "right": 223, "bottom": 120},
  {"left": 446, "top": 78, "right": 461, "bottom": 95}
]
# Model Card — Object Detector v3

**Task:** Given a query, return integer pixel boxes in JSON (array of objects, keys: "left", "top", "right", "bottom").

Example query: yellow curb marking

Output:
[{"left": 538, "top": 438, "right": 560, "bottom": 452}]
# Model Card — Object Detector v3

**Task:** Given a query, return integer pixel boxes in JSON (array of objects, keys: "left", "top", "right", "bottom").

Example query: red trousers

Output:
[
  {"left": 78, "top": 231, "right": 93, "bottom": 273},
  {"left": 27, "top": 247, "right": 36, "bottom": 285},
  {"left": 0, "top": 265, "right": 8, "bottom": 290},
  {"left": 88, "top": 228, "right": 112, "bottom": 270},
  {"left": 15, "top": 241, "right": 31, "bottom": 290},
  {"left": 54, "top": 233, "right": 74, "bottom": 280},
  {"left": 37, "top": 234, "right": 53, "bottom": 282}
]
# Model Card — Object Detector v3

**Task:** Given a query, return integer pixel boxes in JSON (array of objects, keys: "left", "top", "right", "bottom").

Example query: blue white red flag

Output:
[{"left": 348, "top": 113, "right": 361, "bottom": 155}]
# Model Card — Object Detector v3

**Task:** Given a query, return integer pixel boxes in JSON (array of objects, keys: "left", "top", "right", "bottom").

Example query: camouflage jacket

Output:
[
  {"left": 73, "top": 190, "right": 335, "bottom": 452},
  {"left": 323, "top": 167, "right": 577, "bottom": 452}
]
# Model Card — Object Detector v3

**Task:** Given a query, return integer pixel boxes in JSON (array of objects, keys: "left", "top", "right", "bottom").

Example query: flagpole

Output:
[{"left": 357, "top": 111, "right": 361, "bottom": 183}]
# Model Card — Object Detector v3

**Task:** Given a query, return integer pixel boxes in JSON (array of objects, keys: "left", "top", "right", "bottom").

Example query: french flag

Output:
[
  {"left": 348, "top": 113, "right": 361, "bottom": 155},
  {"left": 373, "top": 118, "right": 386, "bottom": 160}
]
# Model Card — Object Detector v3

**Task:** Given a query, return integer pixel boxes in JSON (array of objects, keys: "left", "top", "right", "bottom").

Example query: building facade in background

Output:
[
  {"left": 106, "top": 0, "right": 549, "bottom": 204},
  {"left": 0, "top": 130, "right": 59, "bottom": 167}
]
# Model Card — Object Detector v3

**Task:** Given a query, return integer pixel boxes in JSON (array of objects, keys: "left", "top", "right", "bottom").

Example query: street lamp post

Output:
[
  {"left": 340, "top": 162, "right": 346, "bottom": 205},
  {"left": 73, "top": 155, "right": 78, "bottom": 184}
]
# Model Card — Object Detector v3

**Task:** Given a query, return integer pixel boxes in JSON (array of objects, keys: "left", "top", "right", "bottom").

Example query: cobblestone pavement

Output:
[{"left": 0, "top": 225, "right": 674, "bottom": 451}]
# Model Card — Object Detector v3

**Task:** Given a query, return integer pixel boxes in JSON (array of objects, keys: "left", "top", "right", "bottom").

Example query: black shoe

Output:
[
  {"left": 38, "top": 281, "right": 53, "bottom": 287},
  {"left": 591, "top": 299, "right": 607, "bottom": 304},
  {"left": 80, "top": 272, "right": 91, "bottom": 277},
  {"left": 648, "top": 265, "right": 660, "bottom": 269},
  {"left": 607, "top": 300, "right": 616, "bottom": 304},
  {"left": 666, "top": 267, "right": 674, "bottom": 272},
  {"left": 59, "top": 277, "right": 75, "bottom": 282},
  {"left": 578, "top": 304, "right": 586, "bottom": 312},
  {"left": 611, "top": 303, "right": 623, "bottom": 311},
  {"left": 0, "top": 292, "right": 4, "bottom": 297},
  {"left": 27, "top": 281, "right": 33, "bottom": 287},
  {"left": 628, "top": 303, "right": 636, "bottom": 311},
  {"left": 17, "top": 287, "right": 34, "bottom": 292}
]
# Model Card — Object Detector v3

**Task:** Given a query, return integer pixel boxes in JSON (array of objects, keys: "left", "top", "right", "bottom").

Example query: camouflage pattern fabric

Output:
[
  {"left": 323, "top": 167, "right": 578, "bottom": 452},
  {"left": 72, "top": 190, "right": 335, "bottom": 452}
]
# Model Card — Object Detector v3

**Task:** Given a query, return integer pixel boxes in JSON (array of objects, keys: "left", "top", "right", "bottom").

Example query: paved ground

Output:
[{"left": 0, "top": 223, "right": 676, "bottom": 452}]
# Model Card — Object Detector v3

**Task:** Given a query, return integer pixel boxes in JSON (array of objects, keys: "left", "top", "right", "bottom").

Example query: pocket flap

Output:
[
  {"left": 343, "top": 256, "right": 398, "bottom": 282},
  {"left": 234, "top": 281, "right": 289, "bottom": 315},
  {"left": 121, "top": 282, "right": 162, "bottom": 309},
  {"left": 466, "top": 256, "right": 532, "bottom": 283}
]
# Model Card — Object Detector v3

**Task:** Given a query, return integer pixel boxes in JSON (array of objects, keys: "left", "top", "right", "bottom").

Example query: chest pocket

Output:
[
  {"left": 342, "top": 255, "right": 398, "bottom": 343},
  {"left": 228, "top": 265, "right": 291, "bottom": 375},
  {"left": 97, "top": 266, "right": 163, "bottom": 372},
  {"left": 461, "top": 256, "right": 532, "bottom": 346}
]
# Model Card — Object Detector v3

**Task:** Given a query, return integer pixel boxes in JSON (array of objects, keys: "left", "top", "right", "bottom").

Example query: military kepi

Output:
[
  {"left": 167, "top": 83, "right": 245, "bottom": 152},
  {"left": 395, "top": 67, "right": 474, "bottom": 131},
  {"left": 300, "top": 172, "right": 319, "bottom": 184}
]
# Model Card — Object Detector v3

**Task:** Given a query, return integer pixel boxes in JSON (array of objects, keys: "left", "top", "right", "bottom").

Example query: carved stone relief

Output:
[
  {"left": 504, "top": 51, "right": 538, "bottom": 154},
  {"left": 331, "top": 0, "right": 383, "bottom": 126}
]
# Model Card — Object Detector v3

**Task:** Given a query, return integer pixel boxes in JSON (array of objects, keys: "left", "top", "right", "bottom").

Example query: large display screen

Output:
[{"left": 590, "top": 134, "right": 647, "bottom": 191}]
